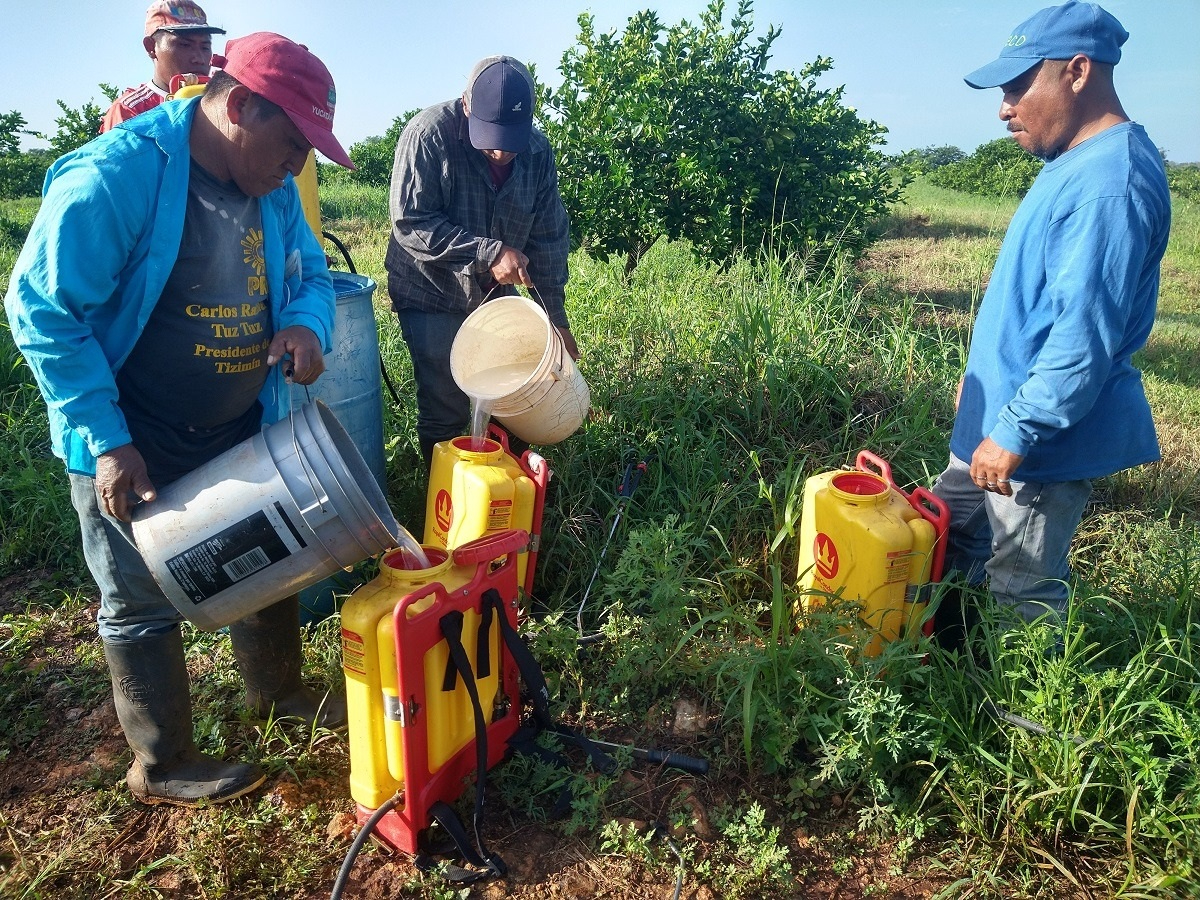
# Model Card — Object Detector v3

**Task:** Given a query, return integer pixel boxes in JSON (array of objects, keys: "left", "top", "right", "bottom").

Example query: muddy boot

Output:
[
  {"left": 228, "top": 596, "right": 348, "bottom": 730},
  {"left": 104, "top": 630, "right": 266, "bottom": 807}
]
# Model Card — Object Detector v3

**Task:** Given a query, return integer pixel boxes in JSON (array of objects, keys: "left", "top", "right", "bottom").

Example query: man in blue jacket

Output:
[
  {"left": 5, "top": 32, "right": 355, "bottom": 806},
  {"left": 933, "top": 1, "right": 1171, "bottom": 644}
]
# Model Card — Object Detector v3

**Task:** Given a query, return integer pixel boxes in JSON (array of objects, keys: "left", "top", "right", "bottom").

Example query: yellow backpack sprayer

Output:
[
  {"left": 339, "top": 530, "right": 527, "bottom": 878},
  {"left": 424, "top": 424, "right": 549, "bottom": 597},
  {"left": 797, "top": 450, "right": 949, "bottom": 655}
]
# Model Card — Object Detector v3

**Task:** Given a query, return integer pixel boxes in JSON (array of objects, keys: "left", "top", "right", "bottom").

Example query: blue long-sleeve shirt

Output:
[
  {"left": 951, "top": 123, "right": 1171, "bottom": 482},
  {"left": 3, "top": 96, "right": 335, "bottom": 477}
]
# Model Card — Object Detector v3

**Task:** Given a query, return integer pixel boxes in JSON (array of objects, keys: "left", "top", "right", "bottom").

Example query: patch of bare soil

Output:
[{"left": 0, "top": 576, "right": 952, "bottom": 899}]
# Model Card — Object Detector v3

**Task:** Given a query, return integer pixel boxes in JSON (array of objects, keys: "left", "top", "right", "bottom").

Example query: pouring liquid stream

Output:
[
  {"left": 462, "top": 360, "right": 534, "bottom": 451},
  {"left": 468, "top": 397, "right": 493, "bottom": 451}
]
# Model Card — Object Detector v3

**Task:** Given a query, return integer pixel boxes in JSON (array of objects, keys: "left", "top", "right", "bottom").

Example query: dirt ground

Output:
[{"left": 0, "top": 569, "right": 952, "bottom": 899}]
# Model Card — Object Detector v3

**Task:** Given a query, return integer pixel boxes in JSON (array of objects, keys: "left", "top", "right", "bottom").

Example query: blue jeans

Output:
[
  {"left": 70, "top": 473, "right": 184, "bottom": 642},
  {"left": 932, "top": 453, "right": 1092, "bottom": 623},
  {"left": 395, "top": 307, "right": 470, "bottom": 463}
]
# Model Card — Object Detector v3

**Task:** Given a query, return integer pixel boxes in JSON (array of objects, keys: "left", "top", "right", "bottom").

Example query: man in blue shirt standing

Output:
[{"left": 933, "top": 1, "right": 1171, "bottom": 642}]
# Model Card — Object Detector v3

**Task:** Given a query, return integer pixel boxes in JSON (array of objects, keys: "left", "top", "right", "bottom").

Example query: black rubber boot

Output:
[
  {"left": 933, "top": 585, "right": 969, "bottom": 655},
  {"left": 228, "top": 595, "right": 348, "bottom": 730},
  {"left": 104, "top": 630, "right": 266, "bottom": 807}
]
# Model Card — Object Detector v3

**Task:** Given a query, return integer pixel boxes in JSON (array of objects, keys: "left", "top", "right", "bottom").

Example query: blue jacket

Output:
[
  {"left": 951, "top": 123, "right": 1171, "bottom": 482},
  {"left": 4, "top": 97, "right": 334, "bottom": 476}
]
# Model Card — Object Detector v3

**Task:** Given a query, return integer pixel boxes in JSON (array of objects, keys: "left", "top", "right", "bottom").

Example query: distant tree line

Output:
[
  {"left": 0, "top": 89, "right": 114, "bottom": 200},
  {"left": 893, "top": 139, "right": 1198, "bottom": 202},
  {"left": 4, "top": 2, "right": 1195, "bottom": 267}
]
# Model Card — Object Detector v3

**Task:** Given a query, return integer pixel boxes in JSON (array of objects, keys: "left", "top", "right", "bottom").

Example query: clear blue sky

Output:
[{"left": 7, "top": 0, "right": 1200, "bottom": 163}]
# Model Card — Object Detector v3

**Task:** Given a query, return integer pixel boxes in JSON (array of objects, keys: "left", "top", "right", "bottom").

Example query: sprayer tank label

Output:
[
  {"left": 341, "top": 628, "right": 367, "bottom": 675},
  {"left": 165, "top": 503, "right": 307, "bottom": 603}
]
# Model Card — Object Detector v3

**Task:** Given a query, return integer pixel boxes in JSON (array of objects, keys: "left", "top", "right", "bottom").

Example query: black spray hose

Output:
[
  {"left": 322, "top": 230, "right": 357, "bottom": 274},
  {"left": 652, "top": 824, "right": 686, "bottom": 900},
  {"left": 581, "top": 736, "right": 709, "bottom": 776},
  {"left": 329, "top": 792, "right": 401, "bottom": 900}
]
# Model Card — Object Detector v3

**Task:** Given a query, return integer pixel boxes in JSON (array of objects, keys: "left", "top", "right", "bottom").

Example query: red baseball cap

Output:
[
  {"left": 144, "top": 1, "right": 224, "bottom": 37},
  {"left": 212, "top": 32, "right": 355, "bottom": 169}
]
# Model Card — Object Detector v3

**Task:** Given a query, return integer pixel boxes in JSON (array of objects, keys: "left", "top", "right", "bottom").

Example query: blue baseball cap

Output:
[
  {"left": 465, "top": 56, "right": 535, "bottom": 153},
  {"left": 964, "top": 1, "right": 1128, "bottom": 90}
]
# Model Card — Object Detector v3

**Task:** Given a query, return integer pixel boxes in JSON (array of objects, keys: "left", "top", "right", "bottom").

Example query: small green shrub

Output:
[
  {"left": 1167, "top": 164, "right": 1200, "bottom": 202},
  {"left": 0, "top": 152, "right": 49, "bottom": 200},
  {"left": 929, "top": 137, "right": 1044, "bottom": 197}
]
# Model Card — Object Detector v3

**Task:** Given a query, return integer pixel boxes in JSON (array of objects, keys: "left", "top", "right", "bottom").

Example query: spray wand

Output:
[{"left": 576, "top": 449, "right": 651, "bottom": 646}]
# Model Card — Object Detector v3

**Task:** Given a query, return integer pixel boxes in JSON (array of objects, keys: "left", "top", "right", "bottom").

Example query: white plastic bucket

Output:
[
  {"left": 450, "top": 295, "right": 589, "bottom": 445},
  {"left": 132, "top": 401, "right": 402, "bottom": 631}
]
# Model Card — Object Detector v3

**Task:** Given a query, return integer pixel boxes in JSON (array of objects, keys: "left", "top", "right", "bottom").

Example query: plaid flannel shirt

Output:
[{"left": 384, "top": 99, "right": 571, "bottom": 328}]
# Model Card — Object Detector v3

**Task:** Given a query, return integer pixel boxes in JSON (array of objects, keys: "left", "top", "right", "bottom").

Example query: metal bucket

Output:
[
  {"left": 290, "top": 271, "right": 387, "bottom": 622},
  {"left": 132, "top": 401, "right": 402, "bottom": 632}
]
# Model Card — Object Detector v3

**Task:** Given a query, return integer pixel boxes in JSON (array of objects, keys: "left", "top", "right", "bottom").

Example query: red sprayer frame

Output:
[
  {"left": 355, "top": 530, "right": 526, "bottom": 856},
  {"left": 853, "top": 450, "right": 950, "bottom": 637}
]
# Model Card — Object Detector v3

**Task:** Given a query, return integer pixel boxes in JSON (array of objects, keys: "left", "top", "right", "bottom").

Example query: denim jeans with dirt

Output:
[{"left": 932, "top": 453, "right": 1092, "bottom": 626}]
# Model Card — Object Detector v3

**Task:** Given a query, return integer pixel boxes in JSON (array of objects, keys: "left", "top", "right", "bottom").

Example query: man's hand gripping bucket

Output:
[{"left": 450, "top": 293, "right": 589, "bottom": 445}]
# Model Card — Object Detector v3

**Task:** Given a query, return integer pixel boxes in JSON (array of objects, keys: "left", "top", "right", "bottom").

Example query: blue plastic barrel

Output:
[
  {"left": 291, "top": 272, "right": 386, "bottom": 492},
  {"left": 290, "top": 272, "right": 388, "bottom": 622}
]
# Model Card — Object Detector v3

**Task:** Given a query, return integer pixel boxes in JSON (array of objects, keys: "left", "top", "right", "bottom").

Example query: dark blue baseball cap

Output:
[
  {"left": 465, "top": 55, "right": 535, "bottom": 152},
  {"left": 964, "top": 1, "right": 1128, "bottom": 89}
]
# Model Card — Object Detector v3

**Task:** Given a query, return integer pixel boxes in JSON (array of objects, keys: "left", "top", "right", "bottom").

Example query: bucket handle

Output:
[
  {"left": 288, "top": 406, "right": 330, "bottom": 517},
  {"left": 469, "top": 281, "right": 552, "bottom": 315},
  {"left": 468, "top": 282, "right": 507, "bottom": 314}
]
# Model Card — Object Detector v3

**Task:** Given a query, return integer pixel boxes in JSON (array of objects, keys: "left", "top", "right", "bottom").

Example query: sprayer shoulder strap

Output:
[
  {"left": 481, "top": 589, "right": 617, "bottom": 778},
  {"left": 415, "top": 610, "right": 506, "bottom": 884}
]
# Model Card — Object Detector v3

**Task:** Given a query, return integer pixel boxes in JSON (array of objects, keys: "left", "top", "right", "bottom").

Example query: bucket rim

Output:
[
  {"left": 451, "top": 295, "right": 555, "bottom": 401},
  {"left": 299, "top": 401, "right": 402, "bottom": 550},
  {"left": 266, "top": 401, "right": 402, "bottom": 562}
]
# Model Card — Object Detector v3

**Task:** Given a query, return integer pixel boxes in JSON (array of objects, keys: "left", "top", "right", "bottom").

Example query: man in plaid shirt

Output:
[{"left": 385, "top": 55, "right": 577, "bottom": 465}]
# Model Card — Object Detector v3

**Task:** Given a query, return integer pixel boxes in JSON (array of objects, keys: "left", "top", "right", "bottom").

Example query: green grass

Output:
[
  {"left": 1, "top": 177, "right": 1199, "bottom": 897},
  {"left": 0, "top": 196, "right": 40, "bottom": 295}
]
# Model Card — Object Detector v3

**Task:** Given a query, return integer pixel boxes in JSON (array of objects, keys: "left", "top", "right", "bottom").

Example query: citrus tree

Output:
[
  {"left": 0, "top": 111, "right": 48, "bottom": 199},
  {"left": 928, "top": 137, "right": 1044, "bottom": 197},
  {"left": 538, "top": 0, "right": 901, "bottom": 273}
]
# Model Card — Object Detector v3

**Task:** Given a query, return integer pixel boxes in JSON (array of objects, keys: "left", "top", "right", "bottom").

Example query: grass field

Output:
[{"left": 0, "top": 177, "right": 1197, "bottom": 899}]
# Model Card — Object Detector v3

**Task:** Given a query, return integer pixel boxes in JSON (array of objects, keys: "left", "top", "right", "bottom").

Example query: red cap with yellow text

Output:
[
  {"left": 211, "top": 32, "right": 354, "bottom": 169},
  {"left": 144, "top": 1, "right": 224, "bottom": 37}
]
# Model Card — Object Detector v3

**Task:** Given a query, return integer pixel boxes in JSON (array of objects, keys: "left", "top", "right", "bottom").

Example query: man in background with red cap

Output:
[
  {"left": 101, "top": 1, "right": 225, "bottom": 132},
  {"left": 932, "top": 1, "right": 1170, "bottom": 649},
  {"left": 6, "top": 33, "right": 356, "bottom": 807},
  {"left": 386, "top": 55, "right": 577, "bottom": 466}
]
